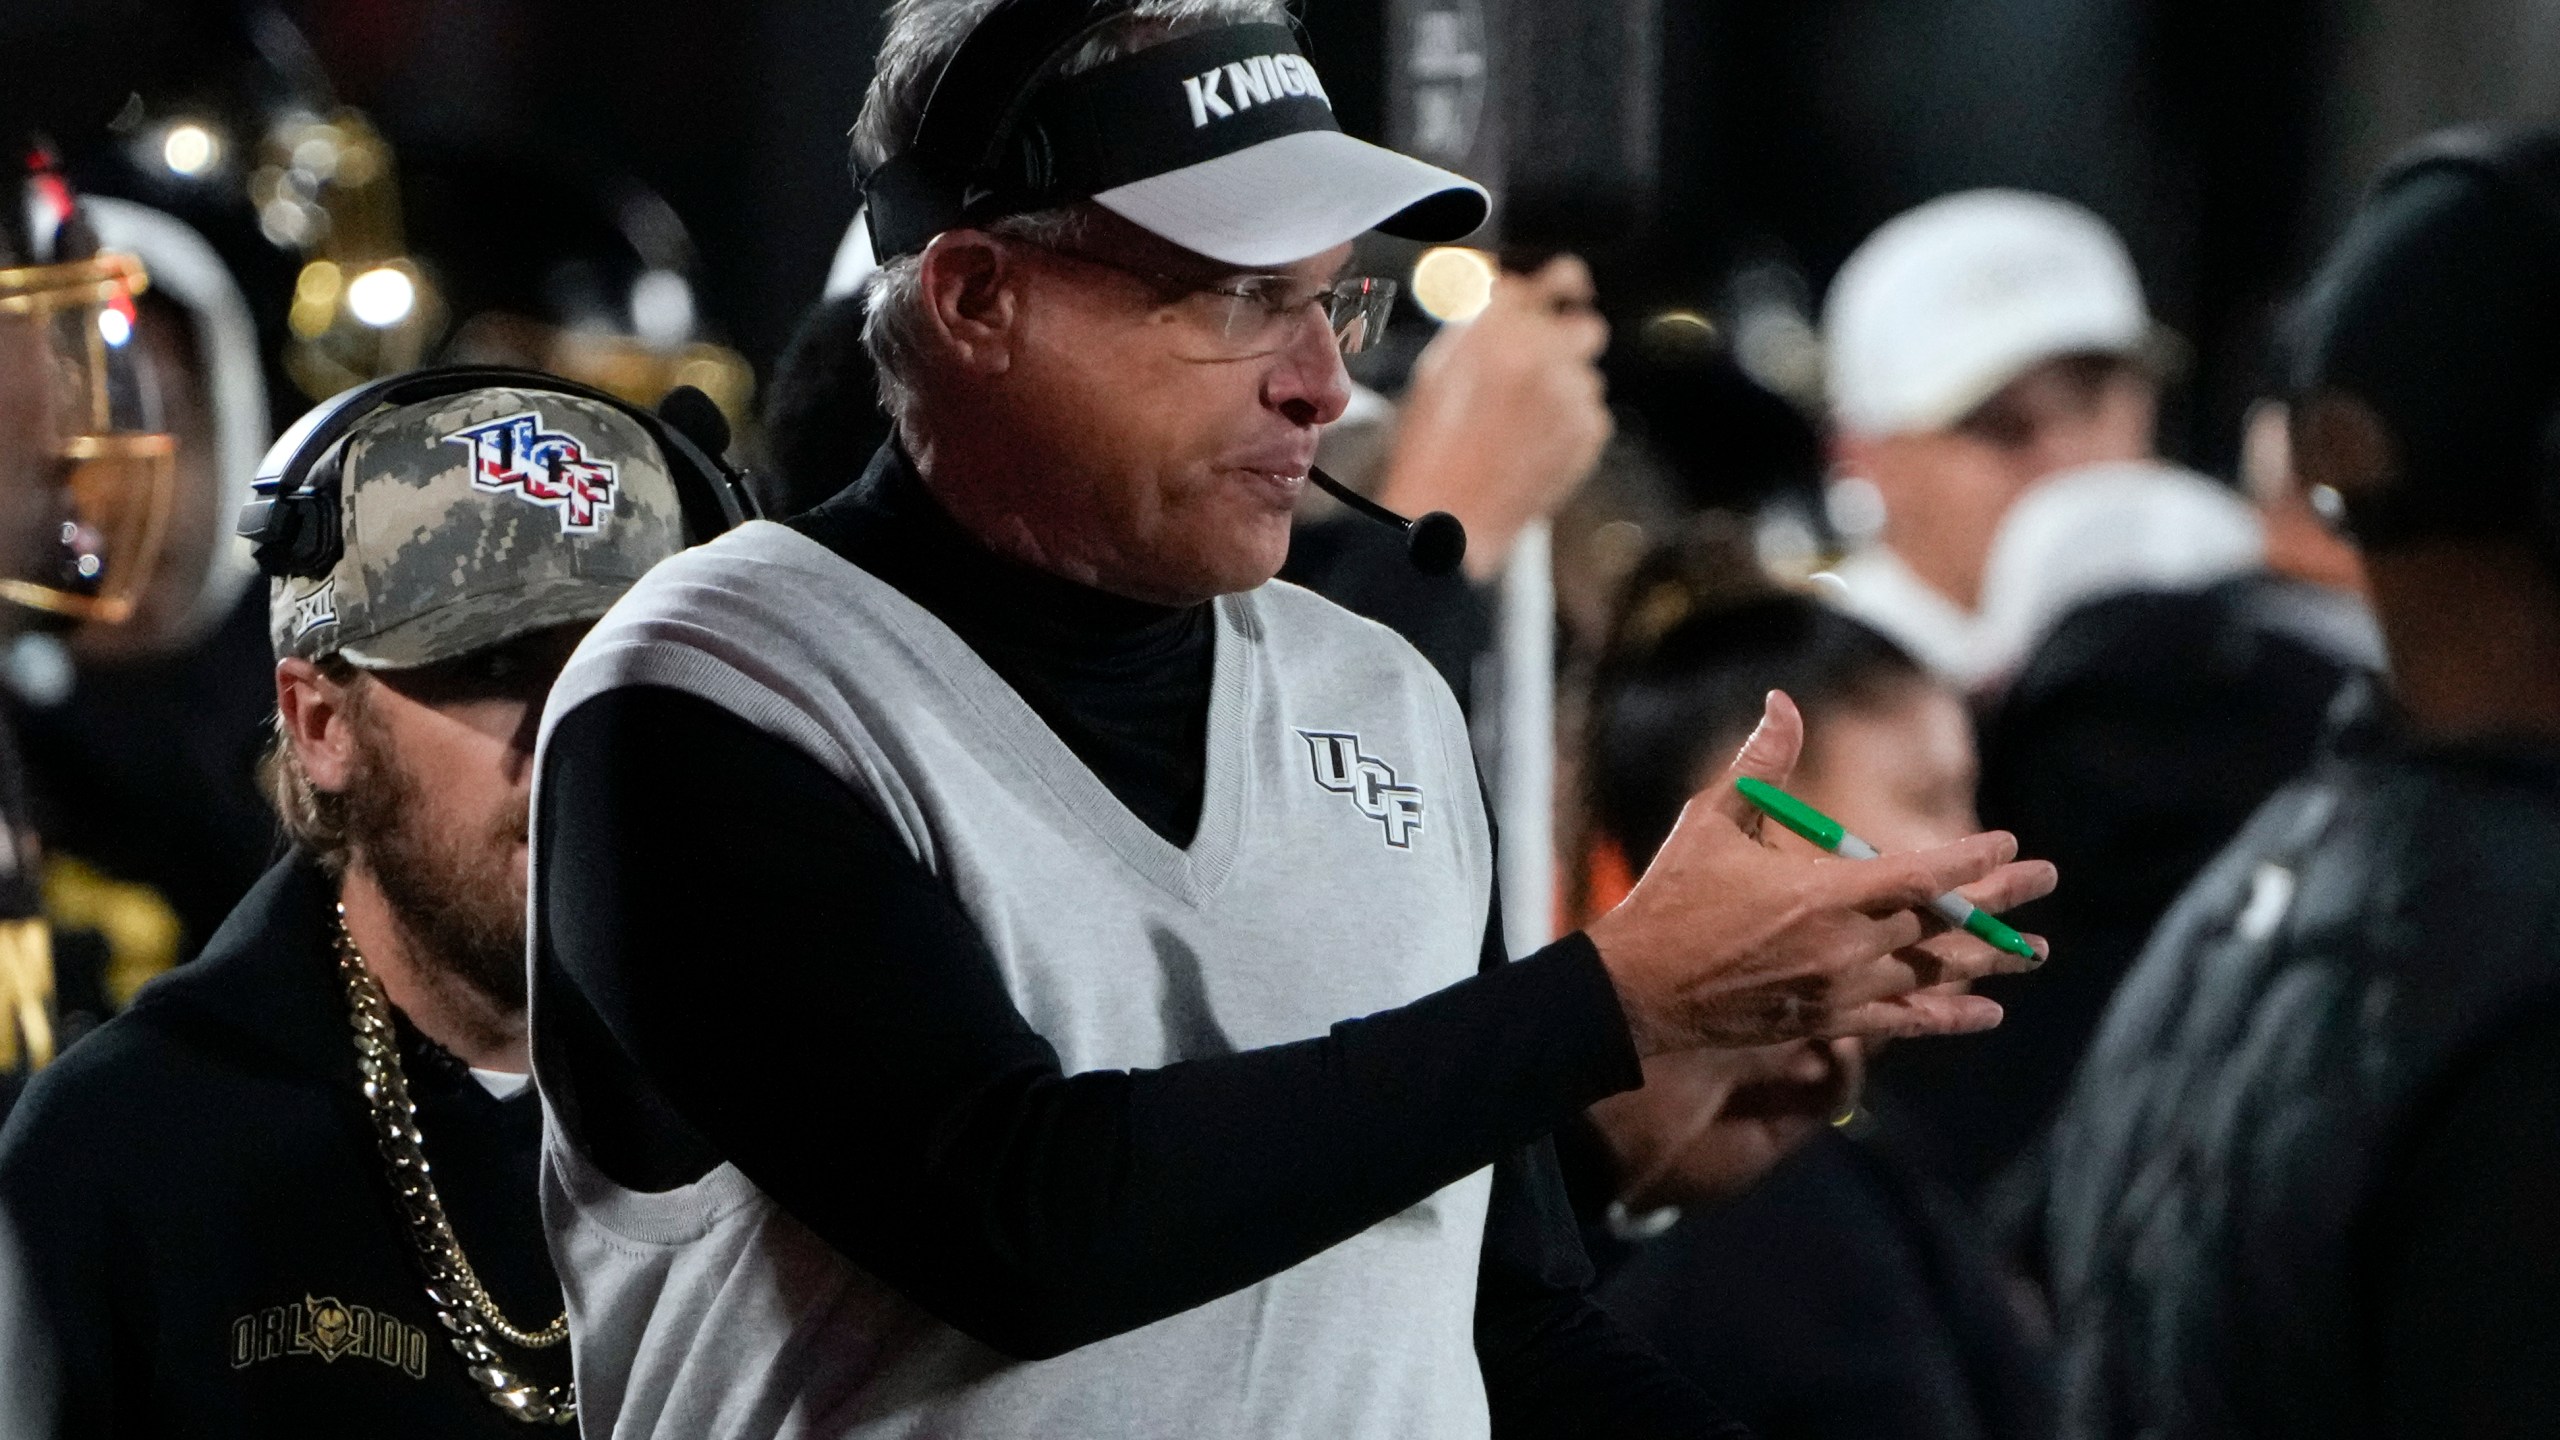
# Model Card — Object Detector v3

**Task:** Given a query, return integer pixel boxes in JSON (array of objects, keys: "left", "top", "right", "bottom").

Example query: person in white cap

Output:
[
  {"left": 1819, "top": 190, "right": 2260, "bottom": 687},
  {"left": 1824, "top": 197, "right": 2378, "bottom": 1206},
  {"left": 525, "top": 3, "right": 2055, "bottom": 1438}
]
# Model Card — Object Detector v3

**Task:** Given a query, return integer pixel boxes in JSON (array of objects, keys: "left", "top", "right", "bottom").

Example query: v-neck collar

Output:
[
  {"left": 771, "top": 527, "right": 1258, "bottom": 906},
  {"left": 780, "top": 446, "right": 1253, "bottom": 904}
]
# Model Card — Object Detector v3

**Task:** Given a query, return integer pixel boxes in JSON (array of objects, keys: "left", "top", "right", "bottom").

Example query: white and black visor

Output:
[{"left": 862, "top": 22, "right": 1488, "bottom": 268}]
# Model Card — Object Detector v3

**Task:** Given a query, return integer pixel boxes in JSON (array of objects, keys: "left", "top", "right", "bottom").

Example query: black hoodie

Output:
[{"left": 0, "top": 855, "right": 568, "bottom": 1436}]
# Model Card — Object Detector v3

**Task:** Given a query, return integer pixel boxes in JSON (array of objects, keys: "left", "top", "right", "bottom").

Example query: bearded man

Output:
[{"left": 0, "top": 381, "right": 696, "bottom": 1434}]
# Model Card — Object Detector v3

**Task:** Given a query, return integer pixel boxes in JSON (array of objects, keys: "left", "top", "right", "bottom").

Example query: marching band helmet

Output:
[{"left": 0, "top": 141, "right": 180, "bottom": 631}]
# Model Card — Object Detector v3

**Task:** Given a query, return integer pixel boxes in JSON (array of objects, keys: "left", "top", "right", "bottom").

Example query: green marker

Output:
[{"left": 1735, "top": 775, "right": 2040, "bottom": 963}]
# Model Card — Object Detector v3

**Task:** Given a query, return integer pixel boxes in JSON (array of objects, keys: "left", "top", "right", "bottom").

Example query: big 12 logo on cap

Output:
[{"left": 444, "top": 409, "right": 619, "bottom": 534}]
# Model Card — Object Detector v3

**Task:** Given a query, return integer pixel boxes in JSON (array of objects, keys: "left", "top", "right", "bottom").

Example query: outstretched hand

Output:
[{"left": 1584, "top": 691, "right": 2057, "bottom": 1056}]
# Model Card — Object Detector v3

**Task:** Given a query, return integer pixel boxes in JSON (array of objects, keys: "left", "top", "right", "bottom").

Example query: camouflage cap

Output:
[{"left": 269, "top": 387, "right": 687, "bottom": 668}]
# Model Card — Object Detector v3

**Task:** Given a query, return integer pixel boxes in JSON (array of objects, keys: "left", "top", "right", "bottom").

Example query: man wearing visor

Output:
[
  {"left": 0, "top": 142, "right": 182, "bottom": 1119},
  {"left": 530, "top": 2, "right": 2056, "bottom": 1436}
]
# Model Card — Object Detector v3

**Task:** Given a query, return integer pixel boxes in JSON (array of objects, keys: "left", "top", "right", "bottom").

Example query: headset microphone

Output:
[
  {"left": 1306, "top": 467, "right": 1467, "bottom": 576},
  {"left": 656, "top": 384, "right": 734, "bottom": 460}
]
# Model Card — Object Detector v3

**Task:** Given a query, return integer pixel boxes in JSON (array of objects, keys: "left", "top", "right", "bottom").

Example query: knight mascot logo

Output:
[{"left": 305, "top": 1293, "right": 361, "bottom": 1361}]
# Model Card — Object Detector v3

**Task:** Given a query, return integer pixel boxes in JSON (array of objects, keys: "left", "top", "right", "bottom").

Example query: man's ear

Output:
[
  {"left": 275, "top": 657, "right": 361, "bottom": 793},
  {"left": 915, "top": 230, "right": 1023, "bottom": 380}
]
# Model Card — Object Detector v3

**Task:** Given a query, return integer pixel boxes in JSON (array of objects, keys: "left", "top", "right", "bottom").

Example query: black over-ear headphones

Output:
[
  {"left": 238, "top": 364, "right": 759, "bottom": 580},
  {"left": 2367, "top": 127, "right": 2560, "bottom": 559},
  {"left": 856, "top": 0, "right": 1142, "bottom": 260}
]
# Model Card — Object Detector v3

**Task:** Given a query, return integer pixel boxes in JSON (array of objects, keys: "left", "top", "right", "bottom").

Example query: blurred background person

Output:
[
  {"left": 1562, "top": 541, "right": 2051, "bottom": 1440},
  {"left": 1817, "top": 192, "right": 2385, "bottom": 1201},
  {"left": 1920, "top": 385, "right": 2379, "bottom": 1205},
  {"left": 1817, "top": 189, "right": 2248, "bottom": 688},
  {"left": 759, "top": 238, "right": 894, "bottom": 522},
  {"left": 9, "top": 9, "right": 310, "bottom": 986},
  {"left": 2044, "top": 123, "right": 2560, "bottom": 1439},
  {"left": 1281, "top": 253, "right": 1614, "bottom": 705}
]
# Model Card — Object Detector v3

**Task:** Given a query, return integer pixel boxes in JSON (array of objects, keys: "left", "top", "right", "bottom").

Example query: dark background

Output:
[{"left": 265, "top": 0, "right": 2559, "bottom": 492}]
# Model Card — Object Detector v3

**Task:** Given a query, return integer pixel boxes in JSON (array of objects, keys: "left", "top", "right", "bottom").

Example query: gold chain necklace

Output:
[{"left": 331, "top": 905, "right": 576, "bottom": 1426}]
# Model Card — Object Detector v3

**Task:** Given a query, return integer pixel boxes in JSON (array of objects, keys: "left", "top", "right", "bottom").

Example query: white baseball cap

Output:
[{"left": 1821, "top": 190, "right": 2153, "bottom": 438}]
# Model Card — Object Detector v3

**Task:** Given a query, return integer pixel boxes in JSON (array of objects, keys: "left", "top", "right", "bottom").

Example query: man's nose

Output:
[{"left": 1263, "top": 310, "right": 1352, "bottom": 428}]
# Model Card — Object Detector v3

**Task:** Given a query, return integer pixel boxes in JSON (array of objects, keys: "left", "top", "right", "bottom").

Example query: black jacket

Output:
[
  {"left": 1879, "top": 575, "right": 2375, "bottom": 1198},
  {"left": 1562, "top": 1117, "right": 2054, "bottom": 1440},
  {"left": 0, "top": 856, "right": 567, "bottom": 1436},
  {"left": 2042, "top": 708, "right": 2560, "bottom": 1438}
]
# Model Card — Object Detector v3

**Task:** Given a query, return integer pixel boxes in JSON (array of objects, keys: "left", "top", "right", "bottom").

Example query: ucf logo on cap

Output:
[{"left": 444, "top": 408, "right": 621, "bottom": 534}]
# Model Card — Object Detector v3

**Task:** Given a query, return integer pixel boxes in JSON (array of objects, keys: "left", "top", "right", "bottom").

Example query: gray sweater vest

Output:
[{"left": 528, "top": 521, "right": 1496, "bottom": 1439}]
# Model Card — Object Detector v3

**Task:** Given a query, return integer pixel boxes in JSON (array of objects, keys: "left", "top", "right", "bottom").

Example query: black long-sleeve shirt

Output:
[
  {"left": 0, "top": 857, "right": 570, "bottom": 1436},
  {"left": 532, "top": 446, "right": 1743, "bottom": 1435}
]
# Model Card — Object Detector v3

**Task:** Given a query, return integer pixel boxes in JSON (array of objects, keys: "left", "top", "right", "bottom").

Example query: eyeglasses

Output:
[{"left": 1005, "top": 236, "right": 1398, "bottom": 358}]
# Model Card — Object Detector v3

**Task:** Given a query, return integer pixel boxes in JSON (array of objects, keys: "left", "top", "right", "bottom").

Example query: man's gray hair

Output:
[{"left": 852, "top": 0, "right": 1290, "bottom": 423}]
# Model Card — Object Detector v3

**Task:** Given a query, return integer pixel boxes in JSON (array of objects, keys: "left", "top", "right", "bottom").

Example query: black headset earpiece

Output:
[
  {"left": 239, "top": 364, "right": 760, "bottom": 580},
  {"left": 240, "top": 370, "right": 431, "bottom": 579},
  {"left": 928, "top": 0, "right": 1130, "bottom": 181},
  {"left": 859, "top": 0, "right": 1139, "bottom": 257},
  {"left": 638, "top": 383, "right": 758, "bottom": 541}
]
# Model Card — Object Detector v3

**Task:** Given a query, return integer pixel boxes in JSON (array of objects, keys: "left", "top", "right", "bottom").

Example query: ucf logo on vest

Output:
[
  {"left": 1181, "top": 51, "right": 1331, "bottom": 127},
  {"left": 1298, "top": 729, "right": 1425, "bottom": 849}
]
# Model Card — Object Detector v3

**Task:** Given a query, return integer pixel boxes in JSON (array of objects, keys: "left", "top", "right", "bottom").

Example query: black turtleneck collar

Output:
[{"left": 786, "top": 443, "right": 1217, "bottom": 847}]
